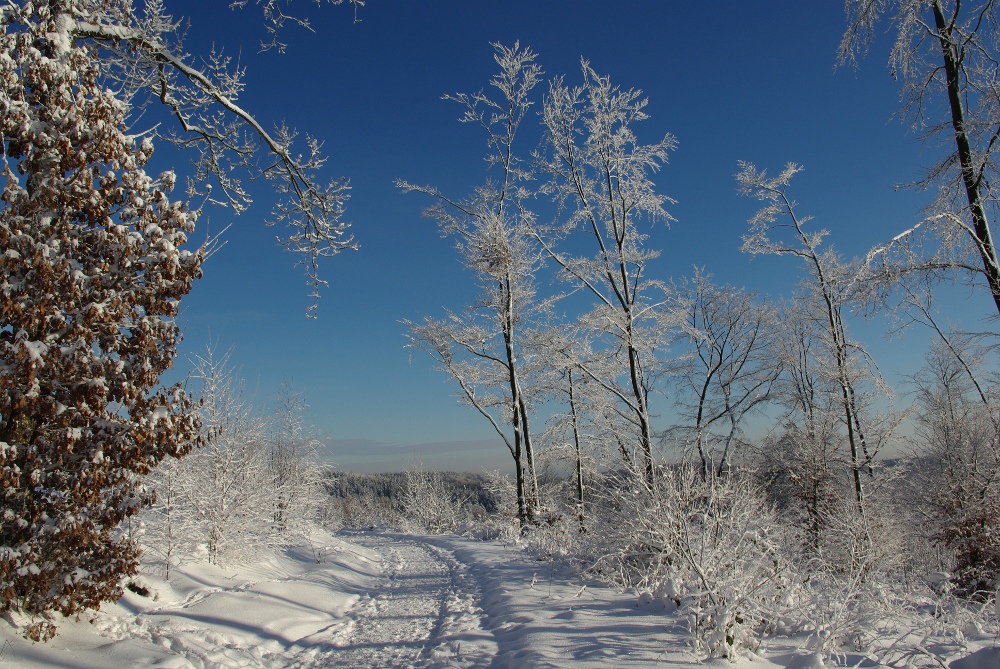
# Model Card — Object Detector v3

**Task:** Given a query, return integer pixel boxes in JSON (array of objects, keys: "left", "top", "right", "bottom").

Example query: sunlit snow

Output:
[{"left": 1, "top": 530, "right": 995, "bottom": 669}]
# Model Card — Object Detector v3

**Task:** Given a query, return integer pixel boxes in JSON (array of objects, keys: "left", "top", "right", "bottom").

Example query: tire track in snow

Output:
[{"left": 306, "top": 531, "right": 497, "bottom": 669}]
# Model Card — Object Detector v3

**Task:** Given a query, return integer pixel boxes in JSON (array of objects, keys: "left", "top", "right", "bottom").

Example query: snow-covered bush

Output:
[
  {"left": 401, "top": 464, "right": 464, "bottom": 534},
  {"left": 519, "top": 507, "right": 582, "bottom": 562},
  {"left": 863, "top": 584, "right": 996, "bottom": 668},
  {"left": 789, "top": 486, "right": 906, "bottom": 664},
  {"left": 155, "top": 348, "right": 274, "bottom": 566},
  {"left": 589, "top": 466, "right": 794, "bottom": 660},
  {"left": 465, "top": 469, "right": 522, "bottom": 544},
  {"left": 143, "top": 350, "right": 327, "bottom": 571},
  {"left": 267, "top": 384, "right": 327, "bottom": 537}
]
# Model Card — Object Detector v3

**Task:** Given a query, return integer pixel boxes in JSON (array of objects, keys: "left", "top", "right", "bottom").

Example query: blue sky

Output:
[{"left": 158, "top": 1, "right": 990, "bottom": 470}]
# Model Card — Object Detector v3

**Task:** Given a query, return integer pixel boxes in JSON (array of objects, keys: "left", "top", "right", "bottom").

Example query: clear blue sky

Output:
[{"left": 158, "top": 1, "right": 988, "bottom": 470}]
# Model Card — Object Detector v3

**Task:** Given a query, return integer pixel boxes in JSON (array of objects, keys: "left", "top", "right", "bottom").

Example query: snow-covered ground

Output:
[{"left": 0, "top": 530, "right": 996, "bottom": 668}]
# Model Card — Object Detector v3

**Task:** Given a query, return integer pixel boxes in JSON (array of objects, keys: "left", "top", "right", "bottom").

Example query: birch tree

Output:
[
  {"left": 841, "top": 0, "right": 1000, "bottom": 316},
  {"left": 534, "top": 62, "right": 677, "bottom": 488},
  {"left": 401, "top": 43, "right": 545, "bottom": 525}
]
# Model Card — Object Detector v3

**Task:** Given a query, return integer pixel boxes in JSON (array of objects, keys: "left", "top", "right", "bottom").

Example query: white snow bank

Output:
[{"left": 0, "top": 529, "right": 380, "bottom": 668}]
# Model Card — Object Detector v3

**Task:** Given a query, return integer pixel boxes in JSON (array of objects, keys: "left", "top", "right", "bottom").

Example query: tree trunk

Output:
[
  {"left": 932, "top": 1, "right": 1000, "bottom": 317},
  {"left": 627, "top": 342, "right": 655, "bottom": 489},
  {"left": 568, "top": 371, "right": 586, "bottom": 528}
]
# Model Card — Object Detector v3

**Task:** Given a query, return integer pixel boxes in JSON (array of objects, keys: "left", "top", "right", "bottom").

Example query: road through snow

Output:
[
  {"left": 312, "top": 531, "right": 696, "bottom": 669},
  {"left": 0, "top": 529, "right": 700, "bottom": 668},
  {"left": 11, "top": 530, "right": 991, "bottom": 668},
  {"left": 316, "top": 531, "right": 497, "bottom": 668}
]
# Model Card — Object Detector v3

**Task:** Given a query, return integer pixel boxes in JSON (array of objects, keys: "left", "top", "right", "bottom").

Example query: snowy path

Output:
[
  {"left": 311, "top": 531, "right": 497, "bottom": 668},
  {"left": 2, "top": 530, "right": 994, "bottom": 668},
  {"left": 422, "top": 534, "right": 693, "bottom": 669},
  {"left": 327, "top": 531, "right": 700, "bottom": 668},
  {"left": 0, "top": 529, "right": 731, "bottom": 668},
  {"left": 0, "top": 531, "right": 500, "bottom": 669}
]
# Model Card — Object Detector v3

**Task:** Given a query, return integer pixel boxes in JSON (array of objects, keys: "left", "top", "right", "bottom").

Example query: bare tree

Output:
[
  {"left": 738, "top": 162, "right": 896, "bottom": 511},
  {"left": 841, "top": 0, "right": 1000, "bottom": 316},
  {"left": 669, "top": 271, "right": 781, "bottom": 479},
  {"left": 533, "top": 61, "right": 677, "bottom": 488},
  {"left": 48, "top": 0, "right": 358, "bottom": 312},
  {"left": 912, "top": 335, "right": 1000, "bottom": 596},
  {"left": 555, "top": 367, "right": 589, "bottom": 523},
  {"left": 268, "top": 383, "right": 324, "bottom": 535},
  {"left": 761, "top": 303, "right": 853, "bottom": 554},
  {"left": 401, "top": 43, "right": 545, "bottom": 525},
  {"left": 533, "top": 326, "right": 610, "bottom": 526}
]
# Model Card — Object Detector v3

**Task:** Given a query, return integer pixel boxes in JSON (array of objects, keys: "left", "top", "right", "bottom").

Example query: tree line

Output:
[{"left": 397, "top": 18, "right": 1000, "bottom": 659}]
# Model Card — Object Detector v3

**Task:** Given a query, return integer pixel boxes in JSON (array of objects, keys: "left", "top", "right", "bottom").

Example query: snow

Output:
[{"left": 0, "top": 529, "right": 995, "bottom": 668}]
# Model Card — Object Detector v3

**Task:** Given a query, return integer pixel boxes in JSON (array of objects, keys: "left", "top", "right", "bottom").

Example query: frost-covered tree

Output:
[
  {"left": 140, "top": 455, "right": 182, "bottom": 580},
  {"left": 533, "top": 325, "right": 632, "bottom": 526},
  {"left": 0, "top": 1, "right": 204, "bottom": 639},
  {"left": 541, "top": 365, "right": 592, "bottom": 523},
  {"left": 841, "top": 1, "right": 1000, "bottom": 316},
  {"left": 235, "top": 0, "right": 364, "bottom": 53},
  {"left": 669, "top": 271, "right": 780, "bottom": 479},
  {"left": 143, "top": 353, "right": 321, "bottom": 571},
  {"left": 759, "top": 304, "right": 847, "bottom": 555},
  {"left": 534, "top": 62, "right": 676, "bottom": 488},
  {"left": 738, "top": 162, "right": 898, "bottom": 511},
  {"left": 401, "top": 43, "right": 546, "bottom": 525},
  {"left": 172, "top": 346, "right": 272, "bottom": 566},
  {"left": 268, "top": 382, "right": 324, "bottom": 535}
]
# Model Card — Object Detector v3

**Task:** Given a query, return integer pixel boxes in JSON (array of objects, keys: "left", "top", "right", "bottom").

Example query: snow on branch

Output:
[{"left": 65, "top": 2, "right": 356, "bottom": 314}]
